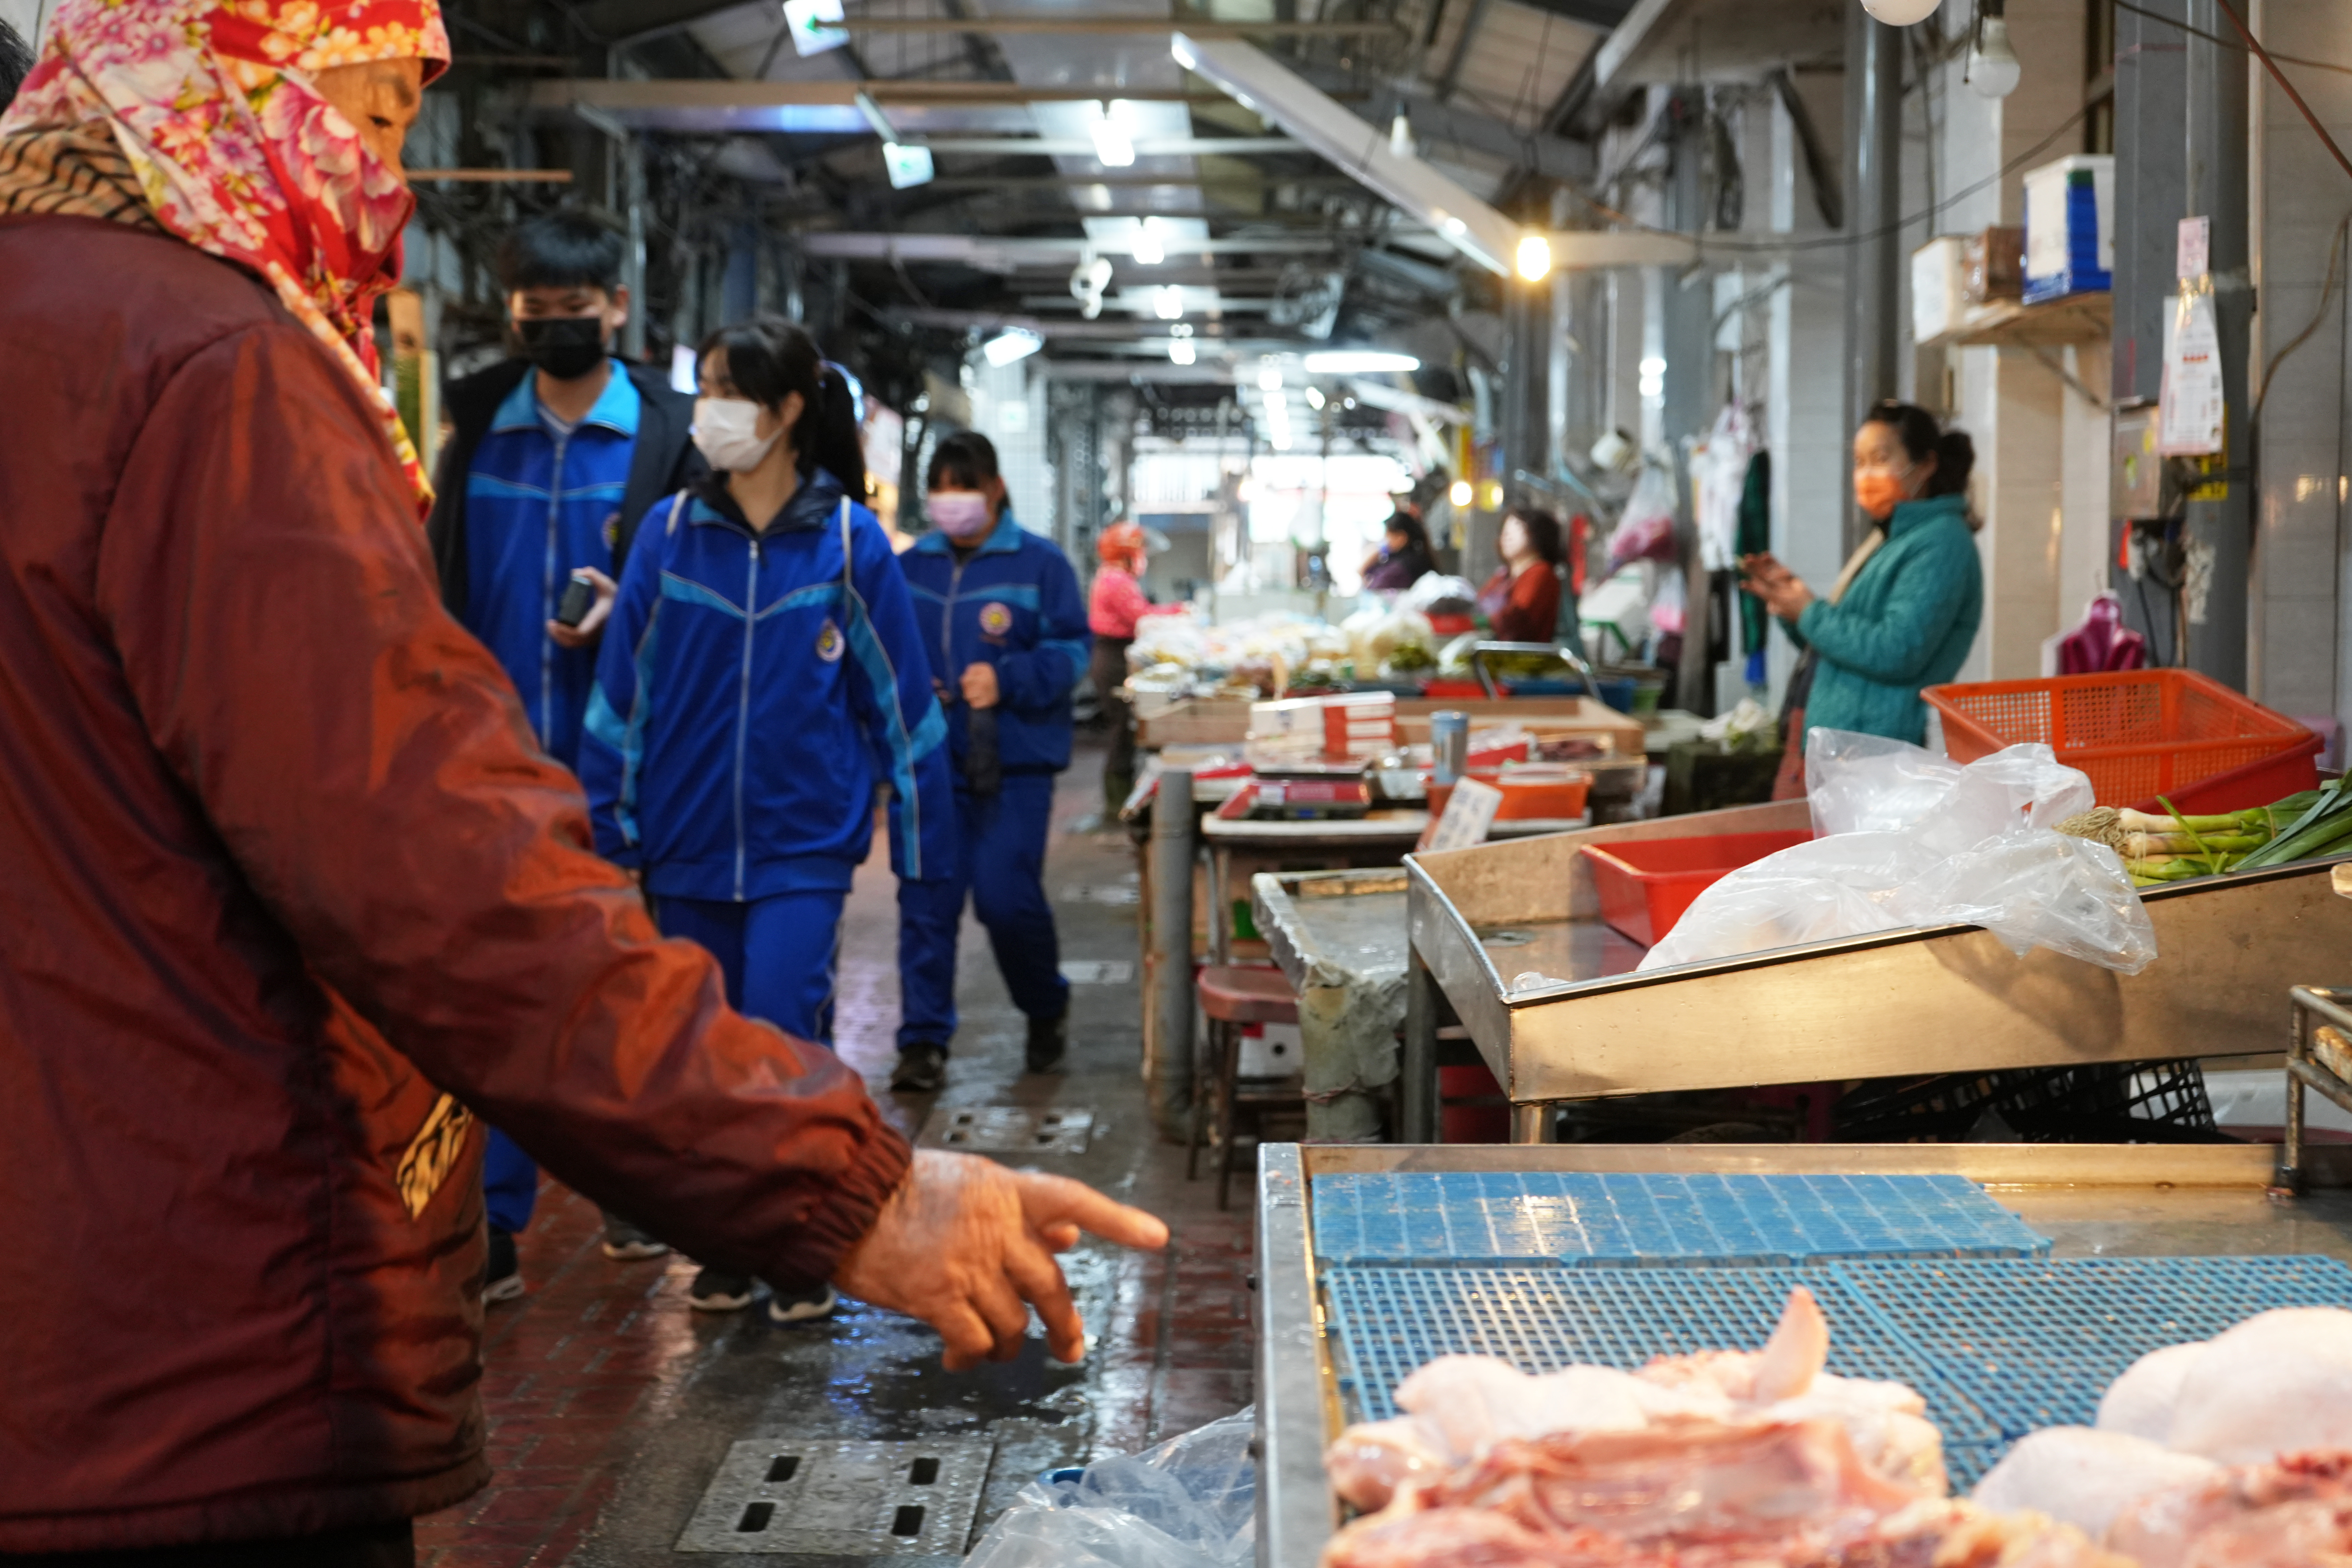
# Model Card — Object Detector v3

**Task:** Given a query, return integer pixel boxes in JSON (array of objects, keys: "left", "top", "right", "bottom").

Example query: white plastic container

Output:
[{"left": 2022, "top": 154, "right": 2114, "bottom": 303}]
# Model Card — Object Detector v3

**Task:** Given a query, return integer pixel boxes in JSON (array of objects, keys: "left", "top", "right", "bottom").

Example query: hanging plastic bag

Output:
[
  {"left": 1643, "top": 733, "right": 2154, "bottom": 975},
  {"left": 963, "top": 1410, "right": 1257, "bottom": 1568},
  {"left": 1605, "top": 466, "right": 1679, "bottom": 572}
]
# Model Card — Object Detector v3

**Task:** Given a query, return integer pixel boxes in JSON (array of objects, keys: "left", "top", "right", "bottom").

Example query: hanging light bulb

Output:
[
  {"left": 1968, "top": 2, "right": 2022, "bottom": 98},
  {"left": 1860, "top": 0, "right": 1942, "bottom": 23},
  {"left": 1168, "top": 338, "right": 1196, "bottom": 366},
  {"left": 1388, "top": 108, "right": 1416, "bottom": 159}
]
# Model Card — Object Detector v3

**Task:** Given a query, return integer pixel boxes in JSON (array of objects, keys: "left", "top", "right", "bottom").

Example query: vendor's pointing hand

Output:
[
  {"left": 832, "top": 1148, "right": 1168, "bottom": 1371},
  {"left": 960, "top": 662, "right": 999, "bottom": 710}
]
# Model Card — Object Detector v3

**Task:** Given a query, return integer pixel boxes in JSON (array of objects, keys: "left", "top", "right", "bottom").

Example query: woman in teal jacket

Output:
[{"left": 1744, "top": 401, "right": 1983, "bottom": 749}]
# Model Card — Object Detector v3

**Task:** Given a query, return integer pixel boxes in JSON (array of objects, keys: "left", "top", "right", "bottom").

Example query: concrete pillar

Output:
[
  {"left": 1663, "top": 89, "right": 1718, "bottom": 713},
  {"left": 1501, "top": 268, "right": 1552, "bottom": 503},
  {"left": 1841, "top": 4, "right": 1905, "bottom": 559},
  {"left": 2178, "top": 0, "right": 2252, "bottom": 689},
  {"left": 2248, "top": 0, "right": 2352, "bottom": 728}
]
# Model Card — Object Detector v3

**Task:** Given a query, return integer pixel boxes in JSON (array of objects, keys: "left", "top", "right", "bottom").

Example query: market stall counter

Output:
[
  {"left": 1254, "top": 1140, "right": 2352, "bottom": 1568},
  {"left": 1401, "top": 800, "right": 2352, "bottom": 1142}
]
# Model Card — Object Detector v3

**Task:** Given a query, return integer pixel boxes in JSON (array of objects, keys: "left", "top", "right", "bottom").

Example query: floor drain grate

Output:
[
  {"left": 1059, "top": 959, "right": 1133, "bottom": 984},
  {"left": 674, "top": 1436, "right": 993, "bottom": 1555},
  {"left": 918, "top": 1106, "right": 1096, "bottom": 1154}
]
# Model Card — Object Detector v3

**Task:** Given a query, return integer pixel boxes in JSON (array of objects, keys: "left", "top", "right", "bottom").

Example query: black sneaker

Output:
[
  {"left": 689, "top": 1268, "right": 755, "bottom": 1312},
  {"left": 891, "top": 1042, "right": 948, "bottom": 1093},
  {"left": 1025, "top": 1012, "right": 1068, "bottom": 1075},
  {"left": 483, "top": 1228, "right": 525, "bottom": 1305},
  {"left": 600, "top": 1214, "right": 669, "bottom": 1261},
  {"left": 766, "top": 1282, "right": 841, "bottom": 1325}
]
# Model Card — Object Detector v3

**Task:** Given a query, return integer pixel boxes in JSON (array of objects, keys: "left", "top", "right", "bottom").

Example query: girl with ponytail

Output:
[
  {"left": 578, "top": 314, "right": 956, "bottom": 1319},
  {"left": 1742, "top": 399, "right": 1984, "bottom": 757}
]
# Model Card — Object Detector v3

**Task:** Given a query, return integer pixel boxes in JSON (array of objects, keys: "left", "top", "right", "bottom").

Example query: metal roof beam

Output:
[{"left": 1175, "top": 32, "right": 1523, "bottom": 275}]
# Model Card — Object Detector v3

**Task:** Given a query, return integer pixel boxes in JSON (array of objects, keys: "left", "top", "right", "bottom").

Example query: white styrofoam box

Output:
[
  {"left": 2023, "top": 154, "right": 2115, "bottom": 302},
  {"left": 1240, "top": 1021, "right": 1302, "bottom": 1079},
  {"left": 1911, "top": 237, "right": 1967, "bottom": 344}
]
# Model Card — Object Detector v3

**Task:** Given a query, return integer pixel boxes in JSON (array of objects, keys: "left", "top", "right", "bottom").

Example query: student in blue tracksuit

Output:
[
  {"left": 579, "top": 316, "right": 954, "bottom": 1322},
  {"left": 424, "top": 210, "right": 705, "bottom": 1299},
  {"left": 891, "top": 432, "right": 1091, "bottom": 1094}
]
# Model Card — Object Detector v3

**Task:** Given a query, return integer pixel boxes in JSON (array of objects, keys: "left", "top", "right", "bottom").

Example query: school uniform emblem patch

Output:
[
  {"left": 979, "top": 602, "right": 1013, "bottom": 636},
  {"left": 816, "top": 619, "right": 845, "bottom": 662}
]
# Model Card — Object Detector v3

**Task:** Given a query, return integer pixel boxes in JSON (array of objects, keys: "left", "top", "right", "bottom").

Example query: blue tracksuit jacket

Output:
[
  {"left": 898, "top": 514, "right": 1089, "bottom": 773},
  {"left": 458, "top": 364, "right": 639, "bottom": 768},
  {"left": 579, "top": 470, "right": 955, "bottom": 899}
]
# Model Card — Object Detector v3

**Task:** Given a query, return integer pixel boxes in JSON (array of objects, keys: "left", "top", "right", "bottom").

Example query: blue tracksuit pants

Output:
[
  {"left": 484, "top": 1128, "right": 541, "bottom": 1235},
  {"left": 897, "top": 772, "right": 1070, "bottom": 1050},
  {"left": 656, "top": 887, "right": 851, "bottom": 1044}
]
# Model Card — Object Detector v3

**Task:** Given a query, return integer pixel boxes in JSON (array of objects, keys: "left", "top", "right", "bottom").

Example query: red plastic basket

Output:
[
  {"left": 1923, "top": 670, "right": 2319, "bottom": 813},
  {"left": 1581, "top": 831, "right": 1813, "bottom": 947}
]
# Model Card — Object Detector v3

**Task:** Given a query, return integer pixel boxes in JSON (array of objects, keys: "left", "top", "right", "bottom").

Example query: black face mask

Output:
[{"left": 515, "top": 315, "right": 609, "bottom": 381}]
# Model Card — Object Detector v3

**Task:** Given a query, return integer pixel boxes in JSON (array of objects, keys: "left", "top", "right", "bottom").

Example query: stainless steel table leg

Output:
[
  {"left": 1400, "top": 951, "right": 1438, "bottom": 1145},
  {"left": 1512, "top": 1101, "right": 1549, "bottom": 1144}
]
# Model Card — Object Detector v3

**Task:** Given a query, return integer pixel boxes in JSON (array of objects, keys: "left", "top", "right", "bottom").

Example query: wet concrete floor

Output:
[{"left": 415, "top": 744, "right": 1255, "bottom": 1567}]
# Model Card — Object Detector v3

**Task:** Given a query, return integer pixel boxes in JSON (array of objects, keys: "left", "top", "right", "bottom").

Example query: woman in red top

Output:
[
  {"left": 1477, "top": 504, "right": 1567, "bottom": 642},
  {"left": 1089, "top": 521, "right": 1184, "bottom": 811}
]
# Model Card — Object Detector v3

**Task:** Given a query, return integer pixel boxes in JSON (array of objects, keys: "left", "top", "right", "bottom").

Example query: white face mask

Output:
[{"left": 693, "top": 397, "right": 782, "bottom": 473}]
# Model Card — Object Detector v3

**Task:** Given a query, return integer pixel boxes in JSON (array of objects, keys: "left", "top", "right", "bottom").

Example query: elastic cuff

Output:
[{"left": 772, "top": 1125, "right": 913, "bottom": 1285}]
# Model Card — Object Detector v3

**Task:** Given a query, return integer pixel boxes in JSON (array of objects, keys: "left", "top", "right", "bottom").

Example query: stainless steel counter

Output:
[
  {"left": 1254, "top": 1141, "right": 2352, "bottom": 1568},
  {"left": 1400, "top": 801, "right": 2352, "bottom": 1140}
]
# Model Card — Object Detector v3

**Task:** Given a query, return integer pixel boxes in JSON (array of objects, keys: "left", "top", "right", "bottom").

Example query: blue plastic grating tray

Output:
[
  {"left": 1321, "top": 1256, "right": 2352, "bottom": 1482},
  {"left": 1836, "top": 1255, "right": 2352, "bottom": 1439},
  {"left": 1310, "top": 1172, "right": 2051, "bottom": 1269},
  {"left": 1322, "top": 1265, "right": 2003, "bottom": 1446}
]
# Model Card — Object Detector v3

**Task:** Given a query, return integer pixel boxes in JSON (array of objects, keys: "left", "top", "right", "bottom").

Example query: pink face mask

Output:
[{"left": 929, "top": 491, "right": 994, "bottom": 539}]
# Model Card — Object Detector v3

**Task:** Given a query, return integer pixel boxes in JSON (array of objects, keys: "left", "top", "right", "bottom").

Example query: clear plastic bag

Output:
[
  {"left": 963, "top": 1410, "right": 1256, "bottom": 1568},
  {"left": 1642, "top": 734, "right": 2154, "bottom": 976}
]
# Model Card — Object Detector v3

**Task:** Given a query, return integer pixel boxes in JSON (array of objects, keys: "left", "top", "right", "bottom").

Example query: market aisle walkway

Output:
[{"left": 415, "top": 743, "right": 1252, "bottom": 1566}]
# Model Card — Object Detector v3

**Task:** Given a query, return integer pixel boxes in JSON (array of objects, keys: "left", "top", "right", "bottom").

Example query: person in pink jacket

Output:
[{"left": 1089, "top": 521, "right": 1185, "bottom": 811}]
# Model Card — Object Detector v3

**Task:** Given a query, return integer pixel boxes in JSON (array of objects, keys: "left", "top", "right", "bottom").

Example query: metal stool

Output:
[{"left": 1188, "top": 964, "right": 1302, "bottom": 1209}]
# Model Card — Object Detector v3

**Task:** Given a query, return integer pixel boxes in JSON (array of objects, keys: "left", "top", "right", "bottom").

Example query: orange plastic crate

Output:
[{"left": 1923, "top": 670, "right": 2318, "bottom": 811}]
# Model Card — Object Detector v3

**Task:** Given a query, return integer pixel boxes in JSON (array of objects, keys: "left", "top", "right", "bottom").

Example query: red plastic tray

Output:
[
  {"left": 1924, "top": 669, "right": 2318, "bottom": 812},
  {"left": 1581, "top": 830, "right": 1814, "bottom": 948}
]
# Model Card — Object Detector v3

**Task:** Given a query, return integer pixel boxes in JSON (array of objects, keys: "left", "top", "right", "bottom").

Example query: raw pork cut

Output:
[
  {"left": 2106, "top": 1449, "right": 2352, "bottom": 1568},
  {"left": 1322, "top": 1420, "right": 2126, "bottom": 1568},
  {"left": 1323, "top": 1288, "right": 1946, "bottom": 1512},
  {"left": 1969, "top": 1427, "right": 2219, "bottom": 1540}
]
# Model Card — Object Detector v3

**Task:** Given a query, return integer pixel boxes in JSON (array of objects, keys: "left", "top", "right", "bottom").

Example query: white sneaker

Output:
[
  {"left": 766, "top": 1283, "right": 840, "bottom": 1325},
  {"left": 601, "top": 1216, "right": 669, "bottom": 1261}
]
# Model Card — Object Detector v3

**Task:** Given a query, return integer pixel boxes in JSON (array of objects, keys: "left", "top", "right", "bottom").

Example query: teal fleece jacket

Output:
[{"left": 1784, "top": 491, "right": 1982, "bottom": 746}]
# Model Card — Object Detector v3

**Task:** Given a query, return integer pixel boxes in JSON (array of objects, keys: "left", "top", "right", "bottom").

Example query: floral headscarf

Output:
[{"left": 3, "top": 0, "right": 451, "bottom": 509}]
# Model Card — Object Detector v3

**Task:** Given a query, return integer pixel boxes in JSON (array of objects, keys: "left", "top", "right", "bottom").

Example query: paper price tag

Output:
[
  {"left": 2176, "top": 216, "right": 2210, "bottom": 281},
  {"left": 1421, "top": 776, "right": 1504, "bottom": 852}
]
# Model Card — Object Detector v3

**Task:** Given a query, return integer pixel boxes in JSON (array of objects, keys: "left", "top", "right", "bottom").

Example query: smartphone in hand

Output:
[{"left": 555, "top": 570, "right": 597, "bottom": 629}]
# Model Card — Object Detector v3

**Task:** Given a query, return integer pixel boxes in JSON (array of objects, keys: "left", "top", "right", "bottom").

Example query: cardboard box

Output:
[{"left": 1963, "top": 225, "right": 2024, "bottom": 303}]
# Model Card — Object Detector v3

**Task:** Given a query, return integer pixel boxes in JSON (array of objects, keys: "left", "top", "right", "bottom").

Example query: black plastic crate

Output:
[{"left": 1832, "top": 1060, "right": 2221, "bottom": 1144}]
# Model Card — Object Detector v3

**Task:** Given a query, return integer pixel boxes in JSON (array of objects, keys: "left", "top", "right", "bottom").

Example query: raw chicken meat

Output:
[
  {"left": 2162, "top": 1308, "right": 2352, "bottom": 1464},
  {"left": 1325, "top": 1418, "right": 1453, "bottom": 1515},
  {"left": 2107, "top": 1448, "right": 2352, "bottom": 1568},
  {"left": 2094, "top": 1342, "right": 2204, "bottom": 1444},
  {"left": 1322, "top": 1420, "right": 2124, "bottom": 1568},
  {"left": 1969, "top": 1426, "right": 2219, "bottom": 1541},
  {"left": 1324, "top": 1288, "right": 1947, "bottom": 1513}
]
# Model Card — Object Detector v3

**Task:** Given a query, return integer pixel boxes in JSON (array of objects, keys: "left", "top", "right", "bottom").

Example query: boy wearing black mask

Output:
[{"left": 425, "top": 208, "right": 703, "bottom": 1294}]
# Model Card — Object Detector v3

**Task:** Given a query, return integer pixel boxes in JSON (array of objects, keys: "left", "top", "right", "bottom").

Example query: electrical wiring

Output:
[
  {"left": 1559, "top": 102, "right": 2094, "bottom": 258},
  {"left": 2254, "top": 212, "right": 2352, "bottom": 421},
  {"left": 2109, "top": 0, "right": 2352, "bottom": 81},
  {"left": 2209, "top": 0, "right": 2352, "bottom": 188}
]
